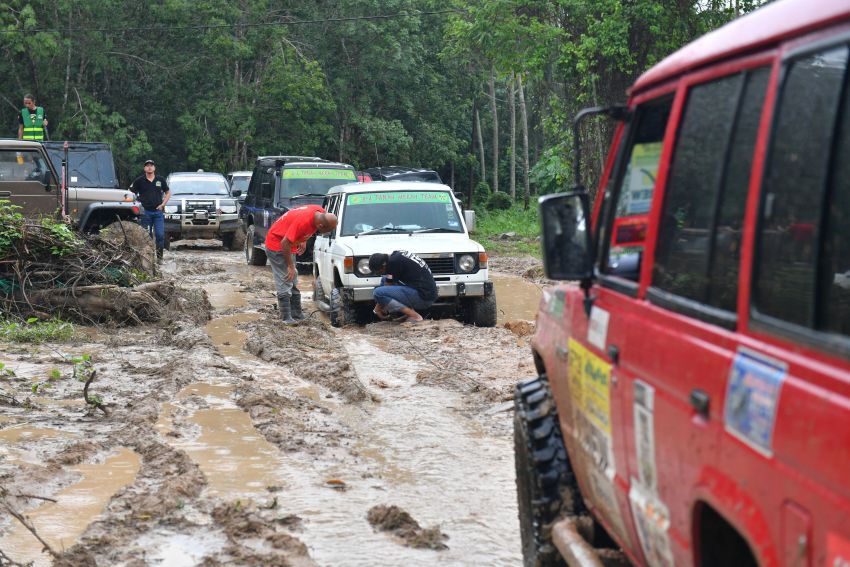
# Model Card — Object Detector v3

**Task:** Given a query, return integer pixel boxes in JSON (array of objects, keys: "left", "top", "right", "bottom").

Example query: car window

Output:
[
  {"left": 0, "top": 150, "right": 50, "bottom": 182},
  {"left": 280, "top": 168, "right": 357, "bottom": 198},
  {"left": 340, "top": 191, "right": 463, "bottom": 236},
  {"left": 230, "top": 176, "right": 250, "bottom": 193},
  {"left": 653, "top": 68, "right": 769, "bottom": 310},
  {"left": 169, "top": 177, "right": 230, "bottom": 196},
  {"left": 599, "top": 97, "right": 672, "bottom": 282},
  {"left": 754, "top": 46, "right": 849, "bottom": 330}
]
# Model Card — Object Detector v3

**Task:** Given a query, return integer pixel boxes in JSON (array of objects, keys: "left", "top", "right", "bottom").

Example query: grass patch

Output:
[
  {"left": 0, "top": 318, "right": 75, "bottom": 343},
  {"left": 472, "top": 205, "right": 541, "bottom": 257}
]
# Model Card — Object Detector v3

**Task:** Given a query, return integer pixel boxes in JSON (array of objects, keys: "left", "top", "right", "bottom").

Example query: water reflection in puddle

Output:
[
  {"left": 157, "top": 383, "right": 288, "bottom": 498},
  {"left": 0, "top": 447, "right": 140, "bottom": 567},
  {"left": 202, "top": 283, "right": 246, "bottom": 310},
  {"left": 0, "top": 426, "right": 77, "bottom": 466},
  {"left": 491, "top": 274, "right": 542, "bottom": 325}
]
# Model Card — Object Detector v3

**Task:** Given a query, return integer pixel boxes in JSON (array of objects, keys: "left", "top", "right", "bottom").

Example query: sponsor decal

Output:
[
  {"left": 630, "top": 483, "right": 674, "bottom": 567},
  {"left": 828, "top": 533, "right": 850, "bottom": 567},
  {"left": 587, "top": 306, "right": 610, "bottom": 350},
  {"left": 282, "top": 168, "right": 356, "bottom": 180},
  {"left": 347, "top": 191, "right": 451, "bottom": 206},
  {"left": 724, "top": 348, "right": 786, "bottom": 456},
  {"left": 567, "top": 338, "right": 626, "bottom": 537},
  {"left": 633, "top": 381, "right": 657, "bottom": 493}
]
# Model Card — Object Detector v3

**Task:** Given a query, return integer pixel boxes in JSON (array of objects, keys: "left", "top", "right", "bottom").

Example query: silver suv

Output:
[{"left": 164, "top": 172, "right": 240, "bottom": 249}]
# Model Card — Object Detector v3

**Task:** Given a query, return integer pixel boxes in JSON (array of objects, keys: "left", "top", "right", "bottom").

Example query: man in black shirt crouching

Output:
[{"left": 368, "top": 250, "right": 437, "bottom": 323}]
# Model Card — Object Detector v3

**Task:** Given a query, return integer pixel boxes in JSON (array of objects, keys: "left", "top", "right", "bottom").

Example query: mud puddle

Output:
[
  {"left": 157, "top": 383, "right": 288, "bottom": 499},
  {"left": 492, "top": 273, "right": 542, "bottom": 325},
  {"left": 261, "top": 334, "right": 521, "bottom": 566},
  {"left": 0, "top": 447, "right": 140, "bottom": 566}
]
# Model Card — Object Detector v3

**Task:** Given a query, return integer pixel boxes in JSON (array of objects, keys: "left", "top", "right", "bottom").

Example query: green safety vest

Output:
[{"left": 21, "top": 107, "right": 45, "bottom": 140}]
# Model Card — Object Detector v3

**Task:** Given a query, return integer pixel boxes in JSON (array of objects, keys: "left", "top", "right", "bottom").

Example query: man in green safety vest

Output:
[{"left": 18, "top": 94, "right": 48, "bottom": 141}]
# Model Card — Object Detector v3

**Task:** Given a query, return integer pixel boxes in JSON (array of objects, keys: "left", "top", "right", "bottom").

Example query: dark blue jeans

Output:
[
  {"left": 373, "top": 277, "right": 434, "bottom": 314},
  {"left": 141, "top": 209, "right": 165, "bottom": 250}
]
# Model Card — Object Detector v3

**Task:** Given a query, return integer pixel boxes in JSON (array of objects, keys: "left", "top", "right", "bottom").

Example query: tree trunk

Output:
[
  {"left": 475, "top": 106, "right": 486, "bottom": 183},
  {"left": 517, "top": 75, "right": 531, "bottom": 209},
  {"left": 509, "top": 73, "right": 516, "bottom": 201},
  {"left": 488, "top": 67, "right": 499, "bottom": 194},
  {"left": 468, "top": 99, "right": 477, "bottom": 209}
]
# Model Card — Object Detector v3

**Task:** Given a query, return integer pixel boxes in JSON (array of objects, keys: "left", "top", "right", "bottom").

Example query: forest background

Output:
[{"left": 0, "top": 0, "right": 766, "bottom": 204}]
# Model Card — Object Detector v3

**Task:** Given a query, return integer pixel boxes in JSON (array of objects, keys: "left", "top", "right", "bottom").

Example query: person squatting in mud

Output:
[
  {"left": 266, "top": 205, "right": 337, "bottom": 324},
  {"left": 368, "top": 250, "right": 437, "bottom": 323}
]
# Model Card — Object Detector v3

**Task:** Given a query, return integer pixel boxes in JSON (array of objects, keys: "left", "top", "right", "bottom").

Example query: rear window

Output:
[
  {"left": 340, "top": 191, "right": 463, "bottom": 236},
  {"left": 754, "top": 45, "right": 850, "bottom": 336},
  {"left": 280, "top": 168, "right": 356, "bottom": 198}
]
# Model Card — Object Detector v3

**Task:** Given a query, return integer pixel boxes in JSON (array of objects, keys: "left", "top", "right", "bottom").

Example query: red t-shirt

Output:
[{"left": 265, "top": 205, "right": 325, "bottom": 253}]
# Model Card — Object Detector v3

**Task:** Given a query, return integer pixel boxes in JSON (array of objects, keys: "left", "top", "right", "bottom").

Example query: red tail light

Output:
[{"left": 613, "top": 216, "right": 648, "bottom": 246}]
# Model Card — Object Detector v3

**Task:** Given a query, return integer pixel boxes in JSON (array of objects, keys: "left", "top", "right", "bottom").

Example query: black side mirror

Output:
[
  {"left": 231, "top": 189, "right": 242, "bottom": 197},
  {"left": 41, "top": 169, "right": 54, "bottom": 188},
  {"left": 539, "top": 191, "right": 594, "bottom": 282}
]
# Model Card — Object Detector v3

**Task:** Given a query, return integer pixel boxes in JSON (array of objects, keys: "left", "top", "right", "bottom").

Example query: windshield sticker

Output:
[
  {"left": 724, "top": 348, "right": 787, "bottom": 456},
  {"left": 347, "top": 192, "right": 451, "bottom": 205},
  {"left": 282, "top": 168, "right": 356, "bottom": 180}
]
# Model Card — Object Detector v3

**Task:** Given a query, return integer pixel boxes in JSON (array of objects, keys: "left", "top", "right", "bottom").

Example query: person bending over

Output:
[{"left": 368, "top": 251, "right": 437, "bottom": 323}]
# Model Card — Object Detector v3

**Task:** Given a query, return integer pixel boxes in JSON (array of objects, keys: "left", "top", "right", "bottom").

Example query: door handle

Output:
[{"left": 689, "top": 389, "right": 710, "bottom": 418}]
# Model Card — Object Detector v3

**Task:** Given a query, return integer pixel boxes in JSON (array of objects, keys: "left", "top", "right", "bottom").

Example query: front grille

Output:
[
  {"left": 185, "top": 200, "right": 216, "bottom": 212},
  {"left": 424, "top": 257, "right": 455, "bottom": 275}
]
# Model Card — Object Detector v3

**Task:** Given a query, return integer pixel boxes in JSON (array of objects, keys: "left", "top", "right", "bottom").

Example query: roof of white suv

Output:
[{"left": 327, "top": 181, "right": 452, "bottom": 196}]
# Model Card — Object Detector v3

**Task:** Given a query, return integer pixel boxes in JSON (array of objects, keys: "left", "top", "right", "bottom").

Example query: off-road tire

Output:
[
  {"left": 329, "top": 287, "right": 371, "bottom": 327},
  {"left": 230, "top": 224, "right": 246, "bottom": 251},
  {"left": 514, "top": 376, "right": 574, "bottom": 567},
  {"left": 220, "top": 232, "right": 235, "bottom": 251},
  {"left": 245, "top": 225, "right": 267, "bottom": 266},
  {"left": 314, "top": 276, "right": 328, "bottom": 303},
  {"left": 466, "top": 293, "right": 497, "bottom": 327}
]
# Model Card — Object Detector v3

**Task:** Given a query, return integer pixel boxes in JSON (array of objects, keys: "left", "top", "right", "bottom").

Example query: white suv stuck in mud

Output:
[{"left": 313, "top": 182, "right": 496, "bottom": 327}]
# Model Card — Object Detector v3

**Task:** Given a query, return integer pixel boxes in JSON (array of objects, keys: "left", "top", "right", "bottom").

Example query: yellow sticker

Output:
[{"left": 568, "top": 338, "right": 612, "bottom": 435}]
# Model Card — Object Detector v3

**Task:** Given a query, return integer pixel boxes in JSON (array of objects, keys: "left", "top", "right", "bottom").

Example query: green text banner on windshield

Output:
[
  {"left": 347, "top": 191, "right": 452, "bottom": 206},
  {"left": 283, "top": 168, "right": 356, "bottom": 180}
]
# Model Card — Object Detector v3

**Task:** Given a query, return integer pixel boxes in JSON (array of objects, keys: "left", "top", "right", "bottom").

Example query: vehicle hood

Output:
[
  {"left": 335, "top": 233, "right": 484, "bottom": 256},
  {"left": 68, "top": 186, "right": 136, "bottom": 203}
]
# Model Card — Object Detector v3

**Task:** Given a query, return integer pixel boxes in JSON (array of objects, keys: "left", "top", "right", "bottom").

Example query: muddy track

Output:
[{"left": 0, "top": 242, "right": 542, "bottom": 566}]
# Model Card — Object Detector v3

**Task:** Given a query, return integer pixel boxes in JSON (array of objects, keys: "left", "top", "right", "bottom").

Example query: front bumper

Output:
[
  {"left": 349, "top": 280, "right": 493, "bottom": 302},
  {"left": 165, "top": 216, "right": 240, "bottom": 237}
]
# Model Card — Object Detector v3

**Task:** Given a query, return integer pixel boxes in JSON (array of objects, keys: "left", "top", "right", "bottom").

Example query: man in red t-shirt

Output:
[{"left": 265, "top": 205, "right": 337, "bottom": 323}]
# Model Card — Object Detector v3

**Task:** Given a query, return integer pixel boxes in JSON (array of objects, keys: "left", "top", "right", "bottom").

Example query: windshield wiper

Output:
[
  {"left": 355, "top": 227, "right": 413, "bottom": 237},
  {"left": 289, "top": 193, "right": 327, "bottom": 199},
  {"left": 412, "top": 228, "right": 462, "bottom": 233}
]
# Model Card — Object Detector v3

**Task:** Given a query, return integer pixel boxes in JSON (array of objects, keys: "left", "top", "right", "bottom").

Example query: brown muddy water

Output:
[{"left": 1, "top": 245, "right": 544, "bottom": 566}]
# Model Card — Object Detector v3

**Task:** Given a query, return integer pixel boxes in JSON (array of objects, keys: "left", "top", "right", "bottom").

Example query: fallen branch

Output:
[
  {"left": 0, "top": 495, "right": 60, "bottom": 560},
  {"left": 82, "top": 369, "right": 108, "bottom": 415},
  {"left": 0, "top": 548, "right": 28, "bottom": 567}
]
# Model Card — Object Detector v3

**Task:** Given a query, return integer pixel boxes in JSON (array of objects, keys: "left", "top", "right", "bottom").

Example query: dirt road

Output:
[{"left": 0, "top": 243, "right": 543, "bottom": 566}]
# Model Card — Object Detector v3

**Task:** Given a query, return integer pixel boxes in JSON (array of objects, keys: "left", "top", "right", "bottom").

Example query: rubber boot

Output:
[
  {"left": 291, "top": 289, "right": 305, "bottom": 321},
  {"left": 156, "top": 246, "right": 164, "bottom": 260},
  {"left": 277, "top": 296, "right": 297, "bottom": 325}
]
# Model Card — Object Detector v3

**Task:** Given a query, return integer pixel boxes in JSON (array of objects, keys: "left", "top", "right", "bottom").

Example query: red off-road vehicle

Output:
[{"left": 515, "top": 1, "right": 850, "bottom": 566}]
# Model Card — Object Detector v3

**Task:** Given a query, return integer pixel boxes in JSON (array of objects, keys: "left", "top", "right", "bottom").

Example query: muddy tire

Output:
[
  {"left": 466, "top": 293, "right": 497, "bottom": 327},
  {"left": 230, "top": 224, "right": 246, "bottom": 251},
  {"left": 221, "top": 232, "right": 235, "bottom": 250},
  {"left": 514, "top": 376, "right": 573, "bottom": 567},
  {"left": 245, "top": 225, "right": 267, "bottom": 266},
  {"left": 329, "top": 287, "right": 371, "bottom": 327},
  {"left": 314, "top": 275, "right": 328, "bottom": 303}
]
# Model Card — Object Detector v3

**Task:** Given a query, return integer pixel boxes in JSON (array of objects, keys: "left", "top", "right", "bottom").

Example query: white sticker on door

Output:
[{"left": 587, "top": 306, "right": 610, "bottom": 351}]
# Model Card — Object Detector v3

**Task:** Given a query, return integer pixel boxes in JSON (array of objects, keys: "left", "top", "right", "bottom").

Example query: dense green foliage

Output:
[
  {"left": 475, "top": 205, "right": 541, "bottom": 257},
  {"left": 0, "top": 0, "right": 765, "bottom": 194},
  {"left": 0, "top": 317, "right": 74, "bottom": 343}
]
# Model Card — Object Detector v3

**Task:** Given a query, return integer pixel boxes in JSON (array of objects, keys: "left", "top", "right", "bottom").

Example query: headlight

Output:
[
  {"left": 457, "top": 253, "right": 476, "bottom": 273},
  {"left": 356, "top": 258, "right": 372, "bottom": 275},
  {"left": 164, "top": 205, "right": 178, "bottom": 213},
  {"left": 219, "top": 200, "right": 237, "bottom": 214}
]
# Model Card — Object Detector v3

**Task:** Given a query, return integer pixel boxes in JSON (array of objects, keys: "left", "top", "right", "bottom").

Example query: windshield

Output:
[
  {"left": 230, "top": 176, "right": 250, "bottom": 192},
  {"left": 169, "top": 177, "right": 230, "bottom": 196},
  {"left": 280, "top": 167, "right": 356, "bottom": 198},
  {"left": 340, "top": 191, "right": 464, "bottom": 236}
]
